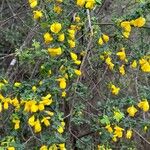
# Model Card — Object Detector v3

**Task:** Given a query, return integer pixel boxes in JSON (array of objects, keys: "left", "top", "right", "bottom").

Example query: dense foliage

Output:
[{"left": 0, "top": 0, "right": 150, "bottom": 150}]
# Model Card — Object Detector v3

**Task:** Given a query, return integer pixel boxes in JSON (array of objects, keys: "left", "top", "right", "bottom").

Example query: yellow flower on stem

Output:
[
  {"left": 127, "top": 105, "right": 137, "bottom": 117},
  {"left": 7, "top": 147, "right": 15, "bottom": 150},
  {"left": 50, "top": 22, "right": 62, "bottom": 34},
  {"left": 32, "top": 86, "right": 37, "bottom": 92},
  {"left": 41, "top": 117, "right": 51, "bottom": 127},
  {"left": 131, "top": 60, "right": 137, "bottom": 68},
  {"left": 116, "top": 48, "right": 126, "bottom": 61},
  {"left": 70, "top": 52, "right": 78, "bottom": 61},
  {"left": 12, "top": 119, "right": 20, "bottom": 130},
  {"left": 119, "top": 64, "right": 125, "bottom": 75},
  {"left": 62, "top": 91, "right": 66, "bottom": 97},
  {"left": 102, "top": 34, "right": 109, "bottom": 43},
  {"left": 33, "top": 10, "right": 43, "bottom": 20},
  {"left": 122, "top": 31, "right": 130, "bottom": 38},
  {"left": 40, "top": 145, "right": 48, "bottom": 150},
  {"left": 68, "top": 40, "right": 76, "bottom": 48},
  {"left": 48, "top": 47, "right": 62, "bottom": 57},
  {"left": 98, "top": 37, "right": 104, "bottom": 46},
  {"left": 57, "top": 78, "right": 67, "bottom": 89},
  {"left": 114, "top": 125, "right": 124, "bottom": 138},
  {"left": 34, "top": 119, "right": 42, "bottom": 133},
  {"left": 85, "top": 0, "right": 96, "bottom": 9},
  {"left": 105, "top": 57, "right": 114, "bottom": 70},
  {"left": 14, "top": 82, "right": 21, "bottom": 87},
  {"left": 76, "top": 0, "right": 86, "bottom": 7},
  {"left": 44, "top": 32, "right": 53, "bottom": 44},
  {"left": 74, "top": 69, "right": 82, "bottom": 76},
  {"left": 59, "top": 143, "right": 66, "bottom": 150},
  {"left": 110, "top": 84, "right": 120, "bottom": 95},
  {"left": 126, "top": 129, "right": 132, "bottom": 139},
  {"left": 54, "top": 5, "right": 62, "bottom": 14},
  {"left": 105, "top": 124, "right": 113, "bottom": 133},
  {"left": 139, "top": 58, "right": 150, "bottom": 72},
  {"left": 121, "top": 21, "right": 131, "bottom": 32},
  {"left": 138, "top": 99, "right": 149, "bottom": 112},
  {"left": 58, "top": 33, "right": 65, "bottom": 42},
  {"left": 29, "top": 0, "right": 37, "bottom": 8},
  {"left": 28, "top": 115, "right": 35, "bottom": 127},
  {"left": 131, "top": 17, "right": 146, "bottom": 27}
]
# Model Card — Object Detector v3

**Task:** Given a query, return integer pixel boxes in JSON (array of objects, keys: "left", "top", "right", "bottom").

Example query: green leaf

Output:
[
  {"left": 96, "top": 0, "right": 102, "bottom": 5},
  {"left": 100, "top": 115, "right": 110, "bottom": 125}
]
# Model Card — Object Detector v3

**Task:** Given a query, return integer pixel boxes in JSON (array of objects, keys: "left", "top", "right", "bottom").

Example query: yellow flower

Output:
[
  {"left": 54, "top": 5, "right": 62, "bottom": 14},
  {"left": 48, "top": 47, "right": 62, "bottom": 57},
  {"left": 105, "top": 125, "right": 113, "bottom": 133},
  {"left": 33, "top": 10, "right": 43, "bottom": 20},
  {"left": 34, "top": 119, "right": 42, "bottom": 133},
  {"left": 44, "top": 32, "right": 53, "bottom": 44},
  {"left": 38, "top": 103, "right": 45, "bottom": 111},
  {"left": 122, "top": 31, "right": 130, "bottom": 38},
  {"left": 12, "top": 119, "right": 20, "bottom": 130},
  {"left": 119, "top": 65, "right": 125, "bottom": 75},
  {"left": 62, "top": 91, "right": 66, "bottom": 97},
  {"left": 116, "top": 48, "right": 126, "bottom": 61},
  {"left": 56, "top": 0, "right": 63, "bottom": 2},
  {"left": 75, "top": 16, "right": 81, "bottom": 22},
  {"left": 74, "top": 69, "right": 82, "bottom": 76},
  {"left": 131, "top": 60, "right": 137, "bottom": 68},
  {"left": 70, "top": 52, "right": 77, "bottom": 61},
  {"left": 138, "top": 99, "right": 149, "bottom": 112},
  {"left": 49, "top": 144, "right": 58, "bottom": 150},
  {"left": 57, "top": 78, "right": 67, "bottom": 89},
  {"left": 44, "top": 110, "right": 54, "bottom": 116},
  {"left": 74, "top": 60, "right": 81, "bottom": 65},
  {"left": 14, "top": 82, "right": 21, "bottom": 87},
  {"left": 3, "top": 98, "right": 10, "bottom": 110},
  {"left": 110, "top": 84, "right": 120, "bottom": 95},
  {"left": 144, "top": 126, "right": 148, "bottom": 132},
  {"left": 126, "top": 129, "right": 132, "bottom": 139},
  {"left": 28, "top": 115, "right": 35, "bottom": 126},
  {"left": 42, "top": 94, "right": 51, "bottom": 100},
  {"left": 85, "top": 0, "right": 96, "bottom": 9},
  {"left": 68, "top": 29, "right": 76, "bottom": 39},
  {"left": 59, "top": 143, "right": 66, "bottom": 150},
  {"left": 29, "top": 0, "right": 37, "bottom": 8},
  {"left": 112, "top": 135, "right": 117, "bottom": 142},
  {"left": 76, "top": 0, "right": 86, "bottom": 7},
  {"left": 131, "top": 17, "right": 146, "bottom": 27},
  {"left": 41, "top": 117, "right": 51, "bottom": 126},
  {"left": 139, "top": 58, "right": 150, "bottom": 72},
  {"left": 58, "top": 33, "right": 65, "bottom": 42},
  {"left": 121, "top": 21, "right": 131, "bottom": 32},
  {"left": 127, "top": 105, "right": 137, "bottom": 117},
  {"left": 50, "top": 22, "right": 62, "bottom": 34},
  {"left": 98, "top": 37, "right": 104, "bottom": 45},
  {"left": 105, "top": 57, "right": 114, "bottom": 70},
  {"left": 40, "top": 145, "right": 48, "bottom": 150},
  {"left": 32, "top": 86, "right": 37, "bottom": 92},
  {"left": 3, "top": 79, "right": 8, "bottom": 84},
  {"left": 57, "top": 126, "right": 64, "bottom": 134},
  {"left": 102, "top": 34, "right": 109, "bottom": 43},
  {"left": 68, "top": 40, "right": 76, "bottom": 48},
  {"left": 114, "top": 126, "right": 124, "bottom": 138},
  {"left": 7, "top": 147, "right": 15, "bottom": 150}
]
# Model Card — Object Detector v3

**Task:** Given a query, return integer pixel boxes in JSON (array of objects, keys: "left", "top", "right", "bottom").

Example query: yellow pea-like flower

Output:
[{"left": 50, "top": 22, "right": 62, "bottom": 34}]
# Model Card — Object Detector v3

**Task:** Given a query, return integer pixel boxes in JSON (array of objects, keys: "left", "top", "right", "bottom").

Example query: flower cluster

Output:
[
  {"left": 121, "top": 17, "right": 146, "bottom": 38},
  {"left": 76, "top": 0, "right": 96, "bottom": 9}
]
